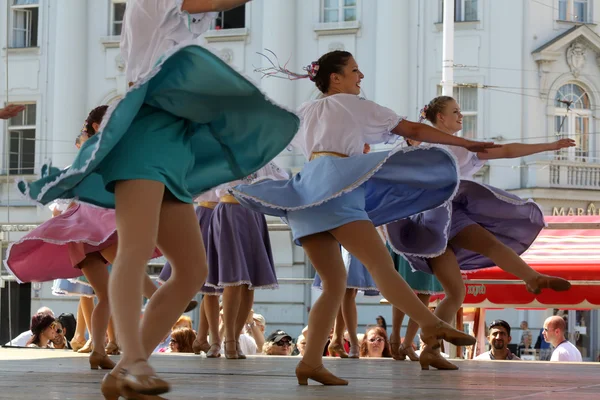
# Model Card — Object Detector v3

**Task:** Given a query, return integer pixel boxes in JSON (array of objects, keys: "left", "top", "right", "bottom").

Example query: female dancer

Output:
[
  {"left": 158, "top": 189, "right": 223, "bottom": 358},
  {"left": 386, "top": 96, "right": 574, "bottom": 366},
  {"left": 207, "top": 161, "right": 287, "bottom": 359},
  {"left": 314, "top": 144, "right": 375, "bottom": 359},
  {"left": 231, "top": 50, "right": 497, "bottom": 385},
  {"left": 17, "top": 1, "right": 299, "bottom": 397}
]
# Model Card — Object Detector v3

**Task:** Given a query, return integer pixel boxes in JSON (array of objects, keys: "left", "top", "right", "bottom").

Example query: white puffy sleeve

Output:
[
  {"left": 448, "top": 145, "right": 486, "bottom": 178},
  {"left": 344, "top": 95, "right": 405, "bottom": 145},
  {"left": 48, "top": 200, "right": 70, "bottom": 214},
  {"left": 253, "top": 162, "right": 290, "bottom": 182},
  {"left": 171, "top": 1, "right": 218, "bottom": 34}
]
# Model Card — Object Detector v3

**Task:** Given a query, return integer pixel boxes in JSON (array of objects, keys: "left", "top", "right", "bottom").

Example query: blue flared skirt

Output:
[
  {"left": 388, "top": 180, "right": 545, "bottom": 273},
  {"left": 230, "top": 145, "right": 459, "bottom": 244},
  {"left": 52, "top": 279, "right": 95, "bottom": 297},
  {"left": 16, "top": 44, "right": 299, "bottom": 208}
]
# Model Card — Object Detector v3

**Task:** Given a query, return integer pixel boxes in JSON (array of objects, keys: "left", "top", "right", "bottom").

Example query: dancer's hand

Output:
[
  {"left": 0, "top": 104, "right": 25, "bottom": 120},
  {"left": 550, "top": 138, "right": 576, "bottom": 150},
  {"left": 462, "top": 139, "right": 501, "bottom": 153}
]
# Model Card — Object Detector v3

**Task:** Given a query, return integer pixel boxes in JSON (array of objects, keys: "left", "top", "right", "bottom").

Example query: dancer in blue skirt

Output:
[
  {"left": 16, "top": 1, "right": 299, "bottom": 398},
  {"left": 231, "top": 50, "right": 498, "bottom": 385}
]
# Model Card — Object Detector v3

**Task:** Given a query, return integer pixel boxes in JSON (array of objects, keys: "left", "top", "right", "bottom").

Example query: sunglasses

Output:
[
  {"left": 48, "top": 322, "right": 63, "bottom": 334},
  {"left": 169, "top": 339, "right": 178, "bottom": 345},
  {"left": 369, "top": 337, "right": 384, "bottom": 343},
  {"left": 275, "top": 339, "right": 291, "bottom": 346}
]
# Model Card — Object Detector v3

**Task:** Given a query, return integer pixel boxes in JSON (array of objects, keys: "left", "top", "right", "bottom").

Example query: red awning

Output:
[{"left": 430, "top": 216, "right": 600, "bottom": 309}]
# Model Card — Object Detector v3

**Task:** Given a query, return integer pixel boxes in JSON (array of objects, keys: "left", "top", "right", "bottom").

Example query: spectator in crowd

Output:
[
  {"left": 475, "top": 320, "right": 520, "bottom": 360},
  {"left": 169, "top": 328, "right": 196, "bottom": 353},
  {"left": 543, "top": 316, "right": 582, "bottom": 362},
  {"left": 245, "top": 311, "right": 266, "bottom": 353},
  {"left": 519, "top": 320, "right": 532, "bottom": 348},
  {"left": 375, "top": 315, "right": 388, "bottom": 332},
  {"left": 26, "top": 314, "right": 59, "bottom": 348},
  {"left": 296, "top": 334, "right": 306, "bottom": 356},
  {"left": 359, "top": 326, "right": 391, "bottom": 358},
  {"left": 56, "top": 313, "right": 76, "bottom": 345},
  {"left": 50, "top": 320, "right": 69, "bottom": 350},
  {"left": 263, "top": 330, "right": 294, "bottom": 356},
  {"left": 5, "top": 307, "right": 55, "bottom": 347}
]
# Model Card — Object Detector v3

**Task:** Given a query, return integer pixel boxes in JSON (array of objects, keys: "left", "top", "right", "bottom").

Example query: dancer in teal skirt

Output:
[
  {"left": 17, "top": 1, "right": 299, "bottom": 398},
  {"left": 387, "top": 246, "right": 443, "bottom": 362}
]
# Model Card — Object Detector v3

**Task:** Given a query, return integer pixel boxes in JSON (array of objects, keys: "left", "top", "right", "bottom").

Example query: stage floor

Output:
[{"left": 0, "top": 348, "right": 598, "bottom": 399}]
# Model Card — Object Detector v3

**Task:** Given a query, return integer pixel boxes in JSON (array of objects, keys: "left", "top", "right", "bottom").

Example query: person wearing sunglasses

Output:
[
  {"left": 263, "top": 330, "right": 294, "bottom": 356},
  {"left": 543, "top": 316, "right": 582, "bottom": 362},
  {"left": 475, "top": 320, "right": 520, "bottom": 361},
  {"left": 359, "top": 326, "right": 392, "bottom": 358}
]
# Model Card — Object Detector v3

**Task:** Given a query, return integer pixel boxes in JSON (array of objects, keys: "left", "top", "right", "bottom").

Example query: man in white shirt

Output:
[{"left": 543, "top": 316, "right": 582, "bottom": 362}]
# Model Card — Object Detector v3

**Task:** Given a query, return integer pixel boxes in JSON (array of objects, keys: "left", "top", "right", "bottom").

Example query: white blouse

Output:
[
  {"left": 291, "top": 93, "right": 404, "bottom": 159},
  {"left": 194, "top": 190, "right": 219, "bottom": 203},
  {"left": 121, "top": 0, "right": 217, "bottom": 83},
  {"left": 216, "top": 162, "right": 290, "bottom": 198},
  {"left": 446, "top": 145, "right": 485, "bottom": 179},
  {"left": 48, "top": 200, "right": 71, "bottom": 214}
]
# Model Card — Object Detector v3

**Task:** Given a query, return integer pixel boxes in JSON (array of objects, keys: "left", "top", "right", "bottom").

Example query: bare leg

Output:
[
  {"left": 142, "top": 275, "right": 158, "bottom": 300},
  {"left": 80, "top": 253, "right": 111, "bottom": 357},
  {"left": 296, "top": 232, "right": 348, "bottom": 385},
  {"left": 451, "top": 225, "right": 570, "bottom": 294},
  {"left": 196, "top": 299, "right": 209, "bottom": 345},
  {"left": 341, "top": 289, "right": 359, "bottom": 352},
  {"left": 331, "top": 221, "right": 474, "bottom": 370},
  {"left": 77, "top": 295, "right": 95, "bottom": 353},
  {"left": 222, "top": 285, "right": 242, "bottom": 358},
  {"left": 328, "top": 307, "right": 348, "bottom": 358},
  {"left": 401, "top": 293, "right": 431, "bottom": 361},
  {"left": 204, "top": 295, "right": 221, "bottom": 346},
  {"left": 106, "top": 318, "right": 118, "bottom": 353},
  {"left": 234, "top": 286, "right": 254, "bottom": 357},
  {"left": 390, "top": 306, "right": 405, "bottom": 359},
  {"left": 430, "top": 248, "right": 465, "bottom": 324},
  {"left": 72, "top": 301, "right": 87, "bottom": 346}
]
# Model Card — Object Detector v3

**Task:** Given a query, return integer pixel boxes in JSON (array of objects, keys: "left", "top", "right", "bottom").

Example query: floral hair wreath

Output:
[
  {"left": 418, "top": 104, "right": 429, "bottom": 123},
  {"left": 254, "top": 49, "right": 317, "bottom": 81}
]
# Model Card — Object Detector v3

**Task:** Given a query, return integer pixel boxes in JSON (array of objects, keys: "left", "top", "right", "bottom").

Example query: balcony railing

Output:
[{"left": 525, "top": 160, "right": 600, "bottom": 189}]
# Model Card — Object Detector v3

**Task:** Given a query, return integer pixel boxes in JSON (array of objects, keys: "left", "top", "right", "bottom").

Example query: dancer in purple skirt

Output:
[
  {"left": 206, "top": 162, "right": 288, "bottom": 359},
  {"left": 386, "top": 96, "right": 574, "bottom": 367}
]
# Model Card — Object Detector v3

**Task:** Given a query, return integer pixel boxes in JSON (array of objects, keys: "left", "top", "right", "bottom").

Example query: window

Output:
[
  {"left": 10, "top": 0, "right": 39, "bottom": 48},
  {"left": 437, "top": 86, "right": 478, "bottom": 139},
  {"left": 559, "top": 0, "right": 589, "bottom": 22},
  {"left": 110, "top": 0, "right": 127, "bottom": 36},
  {"left": 322, "top": 0, "right": 357, "bottom": 23},
  {"left": 554, "top": 83, "right": 592, "bottom": 161},
  {"left": 212, "top": 6, "right": 246, "bottom": 29},
  {"left": 6, "top": 104, "right": 36, "bottom": 175},
  {"left": 439, "top": 0, "right": 478, "bottom": 22}
]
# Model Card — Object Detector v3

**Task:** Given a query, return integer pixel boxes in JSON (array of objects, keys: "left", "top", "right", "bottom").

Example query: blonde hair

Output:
[
  {"left": 172, "top": 315, "right": 193, "bottom": 331},
  {"left": 262, "top": 341, "right": 294, "bottom": 355}
]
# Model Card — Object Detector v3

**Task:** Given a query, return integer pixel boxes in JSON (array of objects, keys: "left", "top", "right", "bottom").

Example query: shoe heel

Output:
[{"left": 297, "top": 376, "right": 308, "bottom": 385}]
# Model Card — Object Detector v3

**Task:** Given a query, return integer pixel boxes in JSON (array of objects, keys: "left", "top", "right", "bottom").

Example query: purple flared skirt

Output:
[
  {"left": 387, "top": 180, "right": 544, "bottom": 273},
  {"left": 205, "top": 202, "right": 277, "bottom": 289}
]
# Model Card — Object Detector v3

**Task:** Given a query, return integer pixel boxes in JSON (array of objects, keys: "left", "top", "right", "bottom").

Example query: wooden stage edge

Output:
[{"left": 0, "top": 348, "right": 599, "bottom": 399}]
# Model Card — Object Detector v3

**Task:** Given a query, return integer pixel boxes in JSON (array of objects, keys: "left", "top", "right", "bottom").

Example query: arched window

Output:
[{"left": 554, "top": 83, "right": 592, "bottom": 161}]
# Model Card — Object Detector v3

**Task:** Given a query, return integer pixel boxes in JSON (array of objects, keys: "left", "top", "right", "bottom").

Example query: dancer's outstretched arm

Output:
[
  {"left": 393, "top": 119, "right": 499, "bottom": 153},
  {"left": 182, "top": 0, "right": 251, "bottom": 13},
  {"left": 477, "top": 139, "right": 575, "bottom": 160}
]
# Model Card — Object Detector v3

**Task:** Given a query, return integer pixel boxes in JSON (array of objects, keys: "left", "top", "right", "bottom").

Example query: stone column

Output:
[
  {"left": 261, "top": 0, "right": 296, "bottom": 109},
  {"left": 51, "top": 0, "right": 87, "bottom": 167},
  {"left": 374, "top": 0, "right": 410, "bottom": 116}
]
